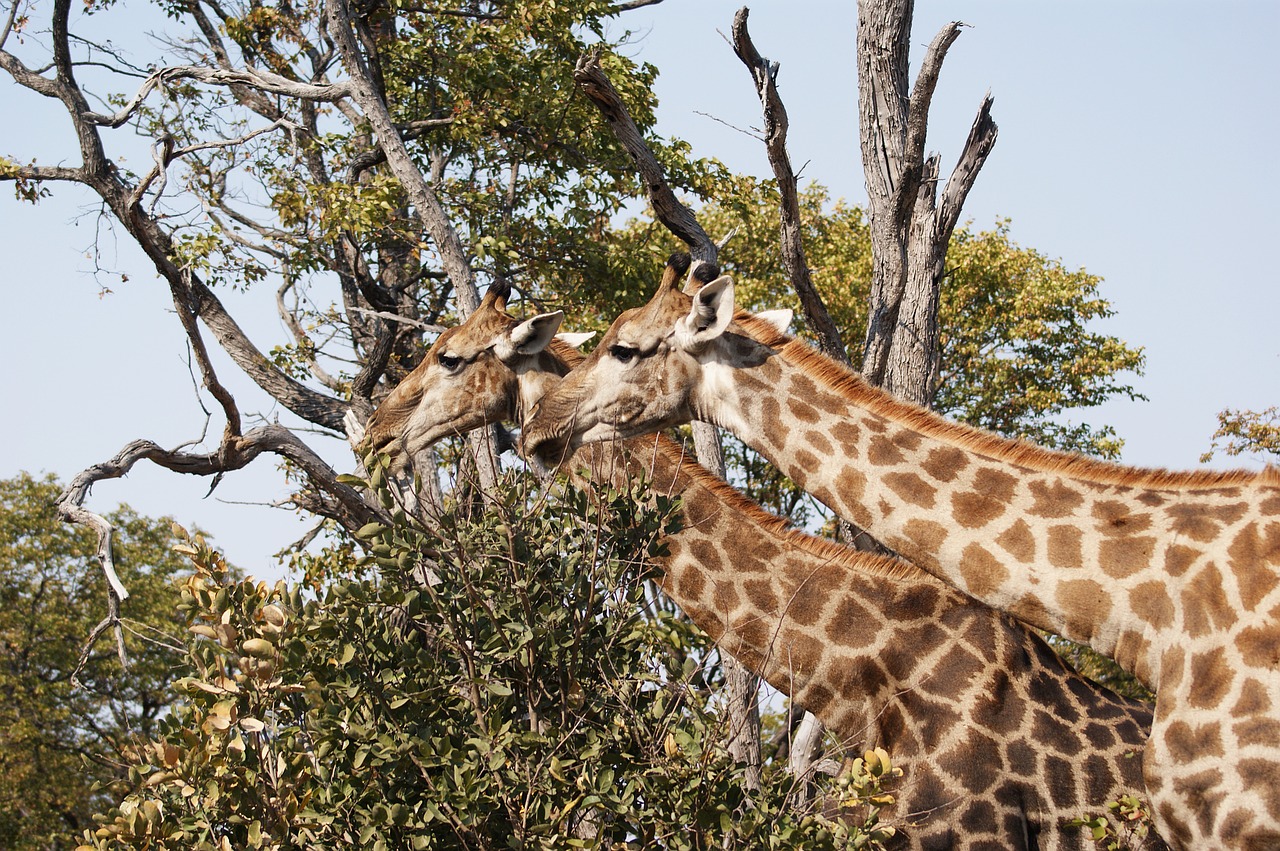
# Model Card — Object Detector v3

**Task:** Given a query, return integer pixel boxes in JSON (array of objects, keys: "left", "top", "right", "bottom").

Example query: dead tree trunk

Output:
[{"left": 855, "top": 1, "right": 997, "bottom": 408}]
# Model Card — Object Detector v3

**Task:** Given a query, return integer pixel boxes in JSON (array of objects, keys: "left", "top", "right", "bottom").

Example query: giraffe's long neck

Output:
[
  {"left": 696, "top": 325, "right": 1279, "bottom": 688},
  {"left": 564, "top": 436, "right": 1155, "bottom": 836}
]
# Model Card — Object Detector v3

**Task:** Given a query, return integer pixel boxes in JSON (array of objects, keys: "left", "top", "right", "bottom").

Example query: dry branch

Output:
[
  {"left": 570, "top": 47, "right": 727, "bottom": 477},
  {"left": 731, "top": 7, "right": 849, "bottom": 366},
  {"left": 55, "top": 427, "right": 388, "bottom": 669},
  {"left": 573, "top": 50, "right": 716, "bottom": 265},
  {"left": 84, "top": 66, "right": 350, "bottom": 129}
]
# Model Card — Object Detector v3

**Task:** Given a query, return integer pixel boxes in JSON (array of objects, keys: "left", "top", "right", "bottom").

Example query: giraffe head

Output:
[
  {"left": 524, "top": 256, "right": 787, "bottom": 467},
  {"left": 364, "top": 282, "right": 579, "bottom": 472}
]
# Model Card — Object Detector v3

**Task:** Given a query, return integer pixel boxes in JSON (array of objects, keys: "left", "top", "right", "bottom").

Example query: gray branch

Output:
[
  {"left": 731, "top": 7, "right": 849, "bottom": 365},
  {"left": 898, "top": 22, "right": 963, "bottom": 225},
  {"left": 56, "top": 426, "right": 388, "bottom": 672},
  {"left": 85, "top": 65, "right": 350, "bottom": 128},
  {"left": 937, "top": 91, "right": 998, "bottom": 241},
  {"left": 325, "top": 0, "right": 502, "bottom": 495},
  {"left": 324, "top": 0, "right": 479, "bottom": 313},
  {"left": 572, "top": 49, "right": 716, "bottom": 265}
]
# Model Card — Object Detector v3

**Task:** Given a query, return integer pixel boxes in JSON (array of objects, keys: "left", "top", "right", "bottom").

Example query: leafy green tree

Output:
[
  {"left": 78, "top": 466, "right": 896, "bottom": 850},
  {"left": 594, "top": 180, "right": 1145, "bottom": 518},
  {"left": 0, "top": 473, "right": 191, "bottom": 850},
  {"left": 1, "top": 0, "right": 727, "bottom": 539},
  {"left": 1202, "top": 406, "right": 1280, "bottom": 462}
]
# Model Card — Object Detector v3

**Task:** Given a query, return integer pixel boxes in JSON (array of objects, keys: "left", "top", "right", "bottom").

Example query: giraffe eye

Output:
[
  {"left": 438, "top": 353, "right": 463, "bottom": 371},
  {"left": 610, "top": 345, "right": 638, "bottom": 364}
]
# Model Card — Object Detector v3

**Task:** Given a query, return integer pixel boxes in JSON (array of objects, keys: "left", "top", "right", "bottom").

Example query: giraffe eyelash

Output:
[{"left": 609, "top": 345, "right": 640, "bottom": 364}]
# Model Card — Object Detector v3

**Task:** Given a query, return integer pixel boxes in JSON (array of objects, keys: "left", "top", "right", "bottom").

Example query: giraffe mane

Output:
[
  {"left": 733, "top": 312, "right": 1280, "bottom": 492},
  {"left": 652, "top": 434, "right": 932, "bottom": 584}
]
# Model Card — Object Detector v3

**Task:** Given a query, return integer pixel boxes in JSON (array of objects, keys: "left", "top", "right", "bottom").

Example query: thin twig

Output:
[{"left": 351, "top": 306, "right": 446, "bottom": 333}]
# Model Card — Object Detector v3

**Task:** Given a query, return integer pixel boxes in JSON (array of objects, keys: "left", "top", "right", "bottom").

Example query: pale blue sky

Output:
[{"left": 2, "top": 1, "right": 1277, "bottom": 576}]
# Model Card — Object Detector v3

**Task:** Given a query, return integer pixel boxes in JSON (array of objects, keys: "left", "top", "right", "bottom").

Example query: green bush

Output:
[{"left": 78, "top": 465, "right": 894, "bottom": 850}]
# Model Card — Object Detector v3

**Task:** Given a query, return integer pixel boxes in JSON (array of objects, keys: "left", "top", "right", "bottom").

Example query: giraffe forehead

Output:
[
  {"left": 432, "top": 313, "right": 512, "bottom": 358},
  {"left": 615, "top": 324, "right": 669, "bottom": 352},
  {"left": 600, "top": 314, "right": 664, "bottom": 353},
  {"left": 619, "top": 297, "right": 689, "bottom": 349}
]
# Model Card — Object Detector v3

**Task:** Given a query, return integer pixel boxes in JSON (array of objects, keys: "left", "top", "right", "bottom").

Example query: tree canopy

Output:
[
  {"left": 1202, "top": 406, "right": 1280, "bottom": 463},
  {"left": 0, "top": 0, "right": 1142, "bottom": 553},
  {"left": 0, "top": 473, "right": 192, "bottom": 850}
]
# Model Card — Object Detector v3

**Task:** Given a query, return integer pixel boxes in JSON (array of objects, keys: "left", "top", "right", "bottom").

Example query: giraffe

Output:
[
  {"left": 522, "top": 258, "right": 1280, "bottom": 851},
  {"left": 364, "top": 280, "right": 1164, "bottom": 850}
]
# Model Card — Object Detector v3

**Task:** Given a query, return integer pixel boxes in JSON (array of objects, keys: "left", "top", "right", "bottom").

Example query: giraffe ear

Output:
[
  {"left": 675, "top": 275, "right": 734, "bottom": 352},
  {"left": 554, "top": 331, "right": 596, "bottom": 349},
  {"left": 499, "top": 311, "right": 564, "bottom": 359},
  {"left": 755, "top": 309, "right": 793, "bottom": 334}
]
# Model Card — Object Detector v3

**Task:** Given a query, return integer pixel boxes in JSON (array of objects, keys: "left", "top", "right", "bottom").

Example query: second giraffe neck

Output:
[{"left": 696, "top": 328, "right": 1202, "bottom": 678}]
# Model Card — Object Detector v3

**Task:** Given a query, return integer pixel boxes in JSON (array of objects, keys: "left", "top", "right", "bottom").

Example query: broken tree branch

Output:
[
  {"left": 55, "top": 426, "right": 388, "bottom": 671},
  {"left": 731, "top": 6, "right": 849, "bottom": 365},
  {"left": 937, "top": 91, "right": 998, "bottom": 241},
  {"left": 84, "top": 65, "right": 350, "bottom": 129},
  {"left": 572, "top": 49, "right": 716, "bottom": 265},
  {"left": 898, "top": 21, "right": 963, "bottom": 226}
]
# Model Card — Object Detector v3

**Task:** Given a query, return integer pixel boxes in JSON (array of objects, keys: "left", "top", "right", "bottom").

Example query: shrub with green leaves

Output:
[
  {"left": 1073, "top": 794, "right": 1160, "bottom": 851},
  {"left": 78, "top": 468, "right": 894, "bottom": 850}
]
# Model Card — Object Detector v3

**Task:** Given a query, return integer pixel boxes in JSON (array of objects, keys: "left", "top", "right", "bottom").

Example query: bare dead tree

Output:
[{"left": 856, "top": 1, "right": 997, "bottom": 407}]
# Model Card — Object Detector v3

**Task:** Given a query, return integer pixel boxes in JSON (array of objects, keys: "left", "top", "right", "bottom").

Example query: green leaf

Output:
[{"left": 356, "top": 522, "right": 388, "bottom": 540}]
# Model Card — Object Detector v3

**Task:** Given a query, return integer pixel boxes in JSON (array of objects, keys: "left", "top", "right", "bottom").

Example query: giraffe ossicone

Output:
[
  {"left": 522, "top": 257, "right": 1280, "bottom": 851},
  {"left": 365, "top": 278, "right": 1163, "bottom": 849}
]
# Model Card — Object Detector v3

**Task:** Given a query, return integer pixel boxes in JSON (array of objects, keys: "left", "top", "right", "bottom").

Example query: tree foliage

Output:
[
  {"left": 77, "top": 463, "right": 897, "bottom": 850},
  {"left": 655, "top": 180, "right": 1144, "bottom": 455},
  {"left": 1202, "top": 406, "right": 1280, "bottom": 462},
  {"left": 601, "top": 179, "right": 1144, "bottom": 458},
  {"left": 592, "top": 179, "right": 1145, "bottom": 524},
  {"left": 117, "top": 0, "right": 726, "bottom": 389},
  {"left": 0, "top": 473, "right": 191, "bottom": 850}
]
